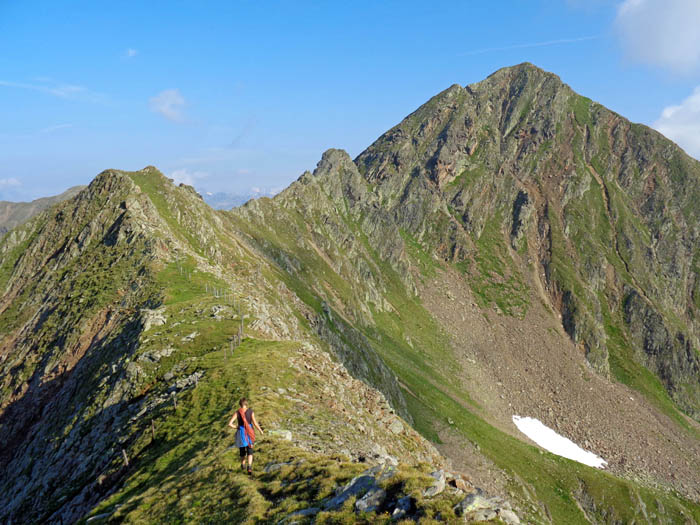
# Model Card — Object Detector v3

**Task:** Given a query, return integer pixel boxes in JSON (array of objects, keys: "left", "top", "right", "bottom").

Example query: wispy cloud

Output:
[
  {"left": 459, "top": 35, "right": 599, "bottom": 56},
  {"left": 653, "top": 86, "right": 700, "bottom": 159},
  {"left": 0, "top": 78, "right": 105, "bottom": 103},
  {"left": 39, "top": 123, "right": 73, "bottom": 134},
  {"left": 616, "top": 0, "right": 700, "bottom": 73},
  {"left": 125, "top": 48, "right": 139, "bottom": 58},
  {"left": 149, "top": 89, "right": 186, "bottom": 123},
  {"left": 0, "top": 79, "right": 85, "bottom": 97}
]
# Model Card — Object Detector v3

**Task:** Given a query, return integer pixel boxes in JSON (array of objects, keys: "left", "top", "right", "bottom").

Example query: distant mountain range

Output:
[{"left": 201, "top": 189, "right": 279, "bottom": 210}]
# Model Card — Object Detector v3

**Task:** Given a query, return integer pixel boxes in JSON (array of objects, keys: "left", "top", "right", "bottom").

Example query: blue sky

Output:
[{"left": 1, "top": 0, "right": 700, "bottom": 201}]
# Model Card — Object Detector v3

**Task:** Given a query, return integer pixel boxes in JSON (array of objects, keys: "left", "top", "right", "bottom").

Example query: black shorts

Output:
[{"left": 239, "top": 445, "right": 254, "bottom": 458}]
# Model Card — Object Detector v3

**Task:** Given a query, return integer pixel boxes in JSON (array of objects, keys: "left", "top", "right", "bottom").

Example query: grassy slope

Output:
[
  {"left": 83, "top": 264, "right": 462, "bottom": 524},
  {"left": 232, "top": 188, "right": 700, "bottom": 523}
]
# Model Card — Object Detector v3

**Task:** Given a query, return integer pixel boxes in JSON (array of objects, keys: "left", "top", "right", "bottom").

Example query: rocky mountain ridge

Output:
[
  {"left": 1, "top": 63, "right": 699, "bottom": 523},
  {"left": 0, "top": 185, "right": 85, "bottom": 237}
]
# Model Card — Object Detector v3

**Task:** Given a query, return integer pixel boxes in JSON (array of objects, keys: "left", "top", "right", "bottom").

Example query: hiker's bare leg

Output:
[{"left": 248, "top": 454, "right": 253, "bottom": 467}]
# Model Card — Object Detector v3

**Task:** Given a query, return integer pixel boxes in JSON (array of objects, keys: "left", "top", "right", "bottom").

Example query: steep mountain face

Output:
[
  {"left": 354, "top": 63, "right": 700, "bottom": 419},
  {"left": 0, "top": 185, "right": 85, "bottom": 237},
  {"left": 1, "top": 64, "right": 700, "bottom": 524}
]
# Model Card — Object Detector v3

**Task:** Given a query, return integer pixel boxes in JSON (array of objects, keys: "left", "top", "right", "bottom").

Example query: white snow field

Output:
[{"left": 512, "top": 415, "right": 608, "bottom": 469}]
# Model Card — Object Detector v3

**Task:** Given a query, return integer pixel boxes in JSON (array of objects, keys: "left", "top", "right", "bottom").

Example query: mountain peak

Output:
[{"left": 480, "top": 61, "right": 562, "bottom": 83}]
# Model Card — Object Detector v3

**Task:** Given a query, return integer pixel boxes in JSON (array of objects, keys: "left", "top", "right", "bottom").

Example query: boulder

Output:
[
  {"left": 454, "top": 490, "right": 489, "bottom": 516},
  {"left": 355, "top": 487, "right": 386, "bottom": 513},
  {"left": 423, "top": 469, "right": 446, "bottom": 498},
  {"left": 449, "top": 477, "right": 470, "bottom": 492},
  {"left": 498, "top": 508, "right": 521, "bottom": 524},
  {"left": 391, "top": 496, "right": 413, "bottom": 520},
  {"left": 472, "top": 508, "right": 497, "bottom": 521},
  {"left": 323, "top": 474, "right": 376, "bottom": 510}
]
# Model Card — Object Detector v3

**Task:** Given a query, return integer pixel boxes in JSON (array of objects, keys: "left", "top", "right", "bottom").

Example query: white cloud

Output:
[
  {"left": 653, "top": 86, "right": 700, "bottom": 159},
  {"left": 0, "top": 178, "right": 21, "bottom": 189},
  {"left": 169, "top": 169, "right": 208, "bottom": 186},
  {"left": 149, "top": 89, "right": 186, "bottom": 122},
  {"left": 125, "top": 48, "right": 139, "bottom": 58},
  {"left": 616, "top": 0, "right": 700, "bottom": 73}
]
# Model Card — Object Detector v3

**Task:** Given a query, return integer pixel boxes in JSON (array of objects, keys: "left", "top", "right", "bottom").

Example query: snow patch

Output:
[{"left": 512, "top": 415, "right": 607, "bottom": 469}]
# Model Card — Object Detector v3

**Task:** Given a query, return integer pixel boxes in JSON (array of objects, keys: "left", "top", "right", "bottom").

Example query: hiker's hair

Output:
[{"left": 239, "top": 397, "right": 248, "bottom": 408}]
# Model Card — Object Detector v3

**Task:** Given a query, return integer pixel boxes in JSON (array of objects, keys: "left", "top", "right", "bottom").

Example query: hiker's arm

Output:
[
  {"left": 228, "top": 413, "right": 237, "bottom": 429},
  {"left": 251, "top": 412, "right": 263, "bottom": 433}
]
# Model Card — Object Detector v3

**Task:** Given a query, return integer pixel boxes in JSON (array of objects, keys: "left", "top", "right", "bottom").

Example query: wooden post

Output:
[
  {"left": 151, "top": 420, "right": 156, "bottom": 441},
  {"left": 173, "top": 393, "right": 177, "bottom": 409},
  {"left": 121, "top": 448, "right": 129, "bottom": 467}
]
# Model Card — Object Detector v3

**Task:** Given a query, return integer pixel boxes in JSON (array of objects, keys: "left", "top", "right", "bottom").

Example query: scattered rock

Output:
[
  {"left": 268, "top": 429, "right": 293, "bottom": 441},
  {"left": 211, "top": 305, "right": 226, "bottom": 320},
  {"left": 181, "top": 331, "right": 199, "bottom": 342},
  {"left": 138, "top": 347, "right": 175, "bottom": 363},
  {"left": 388, "top": 419, "right": 404, "bottom": 434},
  {"left": 142, "top": 307, "right": 166, "bottom": 331},
  {"left": 264, "top": 462, "right": 292, "bottom": 474}
]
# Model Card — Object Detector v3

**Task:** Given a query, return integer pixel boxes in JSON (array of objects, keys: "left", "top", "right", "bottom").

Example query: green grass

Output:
[
  {"left": 399, "top": 229, "right": 437, "bottom": 278},
  {"left": 571, "top": 95, "right": 592, "bottom": 129},
  {"left": 456, "top": 211, "right": 529, "bottom": 318},
  {"left": 83, "top": 338, "right": 461, "bottom": 524}
]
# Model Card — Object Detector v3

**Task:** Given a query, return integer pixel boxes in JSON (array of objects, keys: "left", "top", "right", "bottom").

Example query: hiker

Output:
[{"left": 228, "top": 397, "right": 263, "bottom": 475}]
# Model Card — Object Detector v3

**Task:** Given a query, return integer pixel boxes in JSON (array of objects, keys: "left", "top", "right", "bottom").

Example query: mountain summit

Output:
[{"left": 1, "top": 64, "right": 699, "bottom": 523}]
